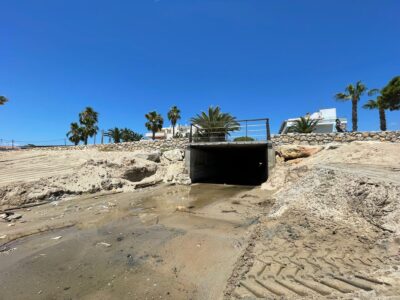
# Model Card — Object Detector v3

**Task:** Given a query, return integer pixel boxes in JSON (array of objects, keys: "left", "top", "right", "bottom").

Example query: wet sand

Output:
[{"left": 0, "top": 184, "right": 261, "bottom": 300}]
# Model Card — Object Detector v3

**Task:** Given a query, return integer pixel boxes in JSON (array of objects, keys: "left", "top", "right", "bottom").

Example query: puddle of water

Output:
[
  {"left": 136, "top": 183, "right": 253, "bottom": 211},
  {"left": 0, "top": 184, "right": 254, "bottom": 299},
  {"left": 188, "top": 183, "right": 254, "bottom": 208}
]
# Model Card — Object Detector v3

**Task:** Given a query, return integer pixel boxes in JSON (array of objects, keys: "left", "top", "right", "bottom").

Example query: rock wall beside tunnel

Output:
[
  {"left": 37, "top": 131, "right": 400, "bottom": 152},
  {"left": 271, "top": 131, "right": 400, "bottom": 146},
  {"left": 42, "top": 138, "right": 189, "bottom": 152}
]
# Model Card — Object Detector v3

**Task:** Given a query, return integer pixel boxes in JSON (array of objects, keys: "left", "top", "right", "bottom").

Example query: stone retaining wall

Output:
[
  {"left": 36, "top": 131, "right": 400, "bottom": 152},
  {"left": 44, "top": 138, "right": 189, "bottom": 152},
  {"left": 271, "top": 131, "right": 400, "bottom": 146}
]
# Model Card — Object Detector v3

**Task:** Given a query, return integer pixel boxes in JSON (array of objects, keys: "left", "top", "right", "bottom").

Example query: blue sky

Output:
[{"left": 1, "top": 0, "right": 399, "bottom": 144}]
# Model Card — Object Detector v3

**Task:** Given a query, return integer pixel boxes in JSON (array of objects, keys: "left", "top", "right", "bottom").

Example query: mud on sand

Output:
[{"left": 0, "top": 183, "right": 267, "bottom": 299}]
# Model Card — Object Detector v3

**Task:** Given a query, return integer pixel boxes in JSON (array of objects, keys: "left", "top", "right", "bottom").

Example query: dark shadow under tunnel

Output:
[{"left": 189, "top": 144, "right": 269, "bottom": 185}]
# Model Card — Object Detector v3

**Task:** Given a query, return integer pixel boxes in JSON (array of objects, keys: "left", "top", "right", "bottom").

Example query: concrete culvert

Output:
[{"left": 188, "top": 142, "right": 274, "bottom": 185}]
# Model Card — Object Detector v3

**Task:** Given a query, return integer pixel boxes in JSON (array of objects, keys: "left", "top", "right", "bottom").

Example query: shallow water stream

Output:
[{"left": 0, "top": 184, "right": 256, "bottom": 299}]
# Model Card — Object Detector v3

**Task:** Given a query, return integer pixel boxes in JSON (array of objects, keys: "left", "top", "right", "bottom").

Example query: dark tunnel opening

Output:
[{"left": 189, "top": 144, "right": 269, "bottom": 185}]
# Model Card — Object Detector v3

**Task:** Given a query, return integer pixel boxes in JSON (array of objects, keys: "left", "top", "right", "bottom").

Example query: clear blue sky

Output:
[{"left": 1, "top": 0, "right": 399, "bottom": 144}]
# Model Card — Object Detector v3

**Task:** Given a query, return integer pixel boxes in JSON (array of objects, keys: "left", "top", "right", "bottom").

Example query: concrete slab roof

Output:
[{"left": 189, "top": 141, "right": 272, "bottom": 148}]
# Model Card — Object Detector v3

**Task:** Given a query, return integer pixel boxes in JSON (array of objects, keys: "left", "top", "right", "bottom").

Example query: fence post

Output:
[
  {"left": 266, "top": 119, "right": 271, "bottom": 141},
  {"left": 189, "top": 124, "right": 193, "bottom": 143},
  {"left": 12, "top": 139, "right": 14, "bottom": 149},
  {"left": 101, "top": 130, "right": 104, "bottom": 144}
]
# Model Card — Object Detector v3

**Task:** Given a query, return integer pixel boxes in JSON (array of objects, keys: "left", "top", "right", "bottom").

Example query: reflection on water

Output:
[
  {"left": 140, "top": 183, "right": 254, "bottom": 212},
  {"left": 0, "top": 184, "right": 254, "bottom": 300},
  {"left": 188, "top": 183, "right": 254, "bottom": 208}
]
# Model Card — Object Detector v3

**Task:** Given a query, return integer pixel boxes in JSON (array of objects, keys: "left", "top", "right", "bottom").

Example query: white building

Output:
[
  {"left": 279, "top": 108, "right": 347, "bottom": 134},
  {"left": 144, "top": 124, "right": 193, "bottom": 140}
]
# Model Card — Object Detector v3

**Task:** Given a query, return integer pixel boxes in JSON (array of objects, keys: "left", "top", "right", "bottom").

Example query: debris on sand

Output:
[
  {"left": 175, "top": 205, "right": 189, "bottom": 212},
  {"left": 96, "top": 242, "right": 112, "bottom": 248},
  {"left": 221, "top": 209, "right": 238, "bottom": 213},
  {"left": 0, "top": 212, "right": 22, "bottom": 222}
]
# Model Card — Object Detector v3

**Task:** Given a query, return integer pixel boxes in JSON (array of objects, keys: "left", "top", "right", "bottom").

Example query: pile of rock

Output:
[
  {"left": 162, "top": 149, "right": 191, "bottom": 185},
  {"left": 0, "top": 211, "right": 22, "bottom": 222}
]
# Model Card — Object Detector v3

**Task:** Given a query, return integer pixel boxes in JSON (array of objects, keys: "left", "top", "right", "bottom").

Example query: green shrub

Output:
[{"left": 233, "top": 136, "right": 255, "bottom": 142}]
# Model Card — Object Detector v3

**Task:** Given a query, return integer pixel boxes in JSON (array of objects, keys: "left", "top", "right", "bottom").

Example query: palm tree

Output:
[
  {"left": 289, "top": 117, "right": 319, "bottom": 133},
  {"left": 190, "top": 106, "right": 239, "bottom": 141},
  {"left": 107, "top": 127, "right": 121, "bottom": 143},
  {"left": 167, "top": 106, "right": 181, "bottom": 137},
  {"left": 0, "top": 96, "right": 8, "bottom": 105},
  {"left": 79, "top": 107, "right": 99, "bottom": 145},
  {"left": 120, "top": 128, "right": 143, "bottom": 142},
  {"left": 335, "top": 81, "right": 368, "bottom": 132},
  {"left": 362, "top": 89, "right": 388, "bottom": 131},
  {"left": 381, "top": 76, "right": 400, "bottom": 111},
  {"left": 66, "top": 122, "right": 82, "bottom": 145},
  {"left": 145, "top": 111, "right": 164, "bottom": 140},
  {"left": 362, "top": 98, "right": 387, "bottom": 131}
]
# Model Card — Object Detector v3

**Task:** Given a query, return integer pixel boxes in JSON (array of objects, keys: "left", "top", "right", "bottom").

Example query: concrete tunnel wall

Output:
[{"left": 187, "top": 142, "right": 275, "bottom": 186}]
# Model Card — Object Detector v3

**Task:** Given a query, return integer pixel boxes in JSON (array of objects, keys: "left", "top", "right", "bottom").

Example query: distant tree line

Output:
[
  {"left": 291, "top": 75, "right": 400, "bottom": 133},
  {"left": 335, "top": 76, "right": 400, "bottom": 132},
  {"left": 105, "top": 128, "right": 142, "bottom": 143},
  {"left": 66, "top": 107, "right": 144, "bottom": 145},
  {"left": 64, "top": 75, "right": 400, "bottom": 144}
]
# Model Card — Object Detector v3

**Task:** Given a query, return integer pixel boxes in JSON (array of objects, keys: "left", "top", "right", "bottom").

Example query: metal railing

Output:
[{"left": 189, "top": 118, "right": 271, "bottom": 143}]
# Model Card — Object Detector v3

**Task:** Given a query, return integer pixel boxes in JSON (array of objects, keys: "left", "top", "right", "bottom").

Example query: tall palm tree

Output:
[
  {"left": 335, "top": 81, "right": 368, "bottom": 132},
  {"left": 0, "top": 96, "right": 8, "bottom": 105},
  {"left": 66, "top": 122, "right": 82, "bottom": 145},
  {"left": 107, "top": 127, "right": 121, "bottom": 143},
  {"left": 79, "top": 107, "right": 99, "bottom": 145},
  {"left": 191, "top": 106, "right": 239, "bottom": 141},
  {"left": 167, "top": 106, "right": 181, "bottom": 137},
  {"left": 363, "top": 89, "right": 388, "bottom": 131},
  {"left": 145, "top": 111, "right": 164, "bottom": 140},
  {"left": 289, "top": 117, "right": 319, "bottom": 133}
]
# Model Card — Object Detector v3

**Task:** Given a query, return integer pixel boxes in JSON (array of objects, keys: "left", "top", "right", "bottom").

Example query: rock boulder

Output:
[
  {"left": 163, "top": 149, "right": 184, "bottom": 162},
  {"left": 276, "top": 145, "right": 323, "bottom": 161},
  {"left": 134, "top": 151, "right": 161, "bottom": 163}
]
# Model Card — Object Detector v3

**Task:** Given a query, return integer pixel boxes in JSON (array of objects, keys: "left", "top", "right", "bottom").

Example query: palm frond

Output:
[
  {"left": 362, "top": 100, "right": 378, "bottom": 110},
  {"left": 335, "top": 92, "right": 351, "bottom": 101},
  {"left": 289, "top": 117, "right": 319, "bottom": 133},
  {"left": 367, "top": 88, "right": 380, "bottom": 97},
  {"left": 191, "top": 106, "right": 239, "bottom": 141}
]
